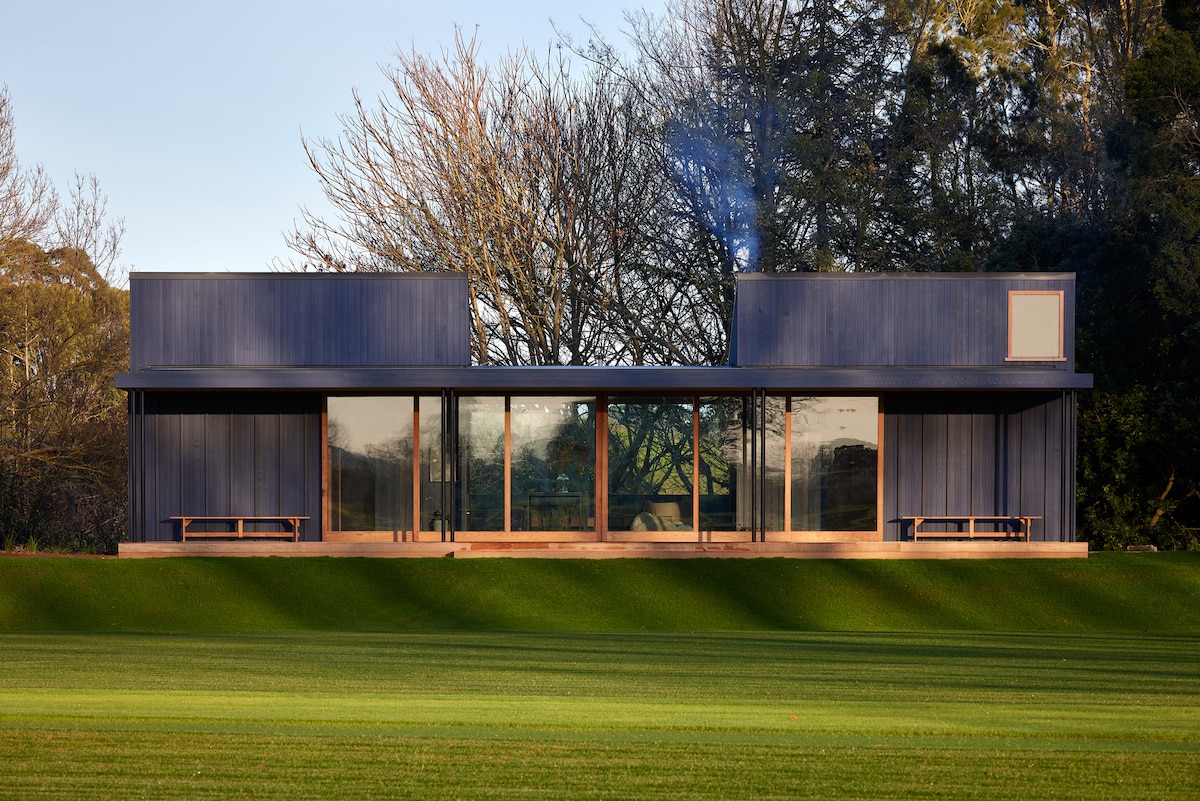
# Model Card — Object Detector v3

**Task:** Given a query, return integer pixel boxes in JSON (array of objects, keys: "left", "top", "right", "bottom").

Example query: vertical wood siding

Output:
[
  {"left": 129, "top": 392, "right": 322, "bottom": 541},
  {"left": 733, "top": 275, "right": 1076, "bottom": 369},
  {"left": 130, "top": 274, "right": 470, "bottom": 370},
  {"left": 882, "top": 391, "right": 1075, "bottom": 541}
]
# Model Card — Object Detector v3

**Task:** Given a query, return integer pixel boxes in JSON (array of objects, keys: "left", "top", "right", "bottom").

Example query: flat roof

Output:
[
  {"left": 735, "top": 271, "right": 1076, "bottom": 280},
  {"left": 116, "top": 365, "right": 1092, "bottom": 392}
]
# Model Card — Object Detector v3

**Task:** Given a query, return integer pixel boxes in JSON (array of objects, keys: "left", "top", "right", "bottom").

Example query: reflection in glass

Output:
[
  {"left": 510, "top": 397, "right": 596, "bottom": 531},
  {"left": 417, "top": 396, "right": 444, "bottom": 531},
  {"left": 327, "top": 396, "right": 414, "bottom": 533},
  {"left": 456, "top": 396, "right": 505, "bottom": 531},
  {"left": 791, "top": 397, "right": 878, "bottom": 531},
  {"left": 608, "top": 397, "right": 694, "bottom": 531},
  {"left": 698, "top": 397, "right": 749, "bottom": 532},
  {"left": 762, "top": 396, "right": 788, "bottom": 532}
]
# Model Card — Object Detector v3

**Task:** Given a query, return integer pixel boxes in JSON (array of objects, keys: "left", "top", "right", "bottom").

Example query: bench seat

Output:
[
  {"left": 170, "top": 515, "right": 309, "bottom": 542},
  {"left": 901, "top": 515, "right": 1039, "bottom": 542}
]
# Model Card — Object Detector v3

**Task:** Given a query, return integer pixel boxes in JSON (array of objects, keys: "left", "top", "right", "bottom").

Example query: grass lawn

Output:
[
  {"left": 1, "top": 553, "right": 1197, "bottom": 798},
  {"left": 2, "top": 630, "right": 1198, "bottom": 799}
]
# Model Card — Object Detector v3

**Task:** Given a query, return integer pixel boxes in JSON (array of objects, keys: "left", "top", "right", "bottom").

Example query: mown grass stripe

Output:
[{"left": 1, "top": 552, "right": 1198, "bottom": 633}]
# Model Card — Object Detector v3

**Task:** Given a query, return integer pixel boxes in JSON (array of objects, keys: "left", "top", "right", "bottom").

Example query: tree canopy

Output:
[{"left": 290, "top": 0, "right": 1194, "bottom": 549}]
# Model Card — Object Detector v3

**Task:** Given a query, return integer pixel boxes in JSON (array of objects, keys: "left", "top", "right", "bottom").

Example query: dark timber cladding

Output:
[
  {"left": 127, "top": 392, "right": 322, "bottom": 542},
  {"left": 732, "top": 272, "right": 1076, "bottom": 369},
  {"left": 119, "top": 271, "right": 1092, "bottom": 547},
  {"left": 128, "top": 272, "right": 470, "bottom": 370},
  {"left": 882, "top": 392, "right": 1077, "bottom": 542}
]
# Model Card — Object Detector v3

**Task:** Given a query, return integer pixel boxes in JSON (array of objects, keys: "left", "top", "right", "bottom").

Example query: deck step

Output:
[{"left": 119, "top": 541, "right": 1089, "bottom": 559}]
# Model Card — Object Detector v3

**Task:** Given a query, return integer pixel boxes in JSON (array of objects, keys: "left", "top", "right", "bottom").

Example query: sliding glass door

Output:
[
  {"left": 327, "top": 396, "right": 414, "bottom": 535},
  {"left": 325, "top": 393, "right": 880, "bottom": 541},
  {"left": 788, "top": 396, "right": 879, "bottom": 534}
]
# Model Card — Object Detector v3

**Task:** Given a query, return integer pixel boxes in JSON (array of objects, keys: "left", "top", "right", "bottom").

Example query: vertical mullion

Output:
[
  {"left": 442, "top": 389, "right": 454, "bottom": 542},
  {"left": 750, "top": 390, "right": 759, "bottom": 541},
  {"left": 876, "top": 395, "right": 885, "bottom": 540},
  {"left": 320, "top": 396, "right": 329, "bottom": 539},
  {"left": 596, "top": 396, "right": 608, "bottom": 540},
  {"left": 412, "top": 398, "right": 421, "bottom": 541},
  {"left": 763, "top": 388, "right": 772, "bottom": 541},
  {"left": 693, "top": 396, "right": 701, "bottom": 539},
  {"left": 504, "top": 396, "right": 512, "bottom": 534},
  {"left": 784, "top": 395, "right": 793, "bottom": 536}
]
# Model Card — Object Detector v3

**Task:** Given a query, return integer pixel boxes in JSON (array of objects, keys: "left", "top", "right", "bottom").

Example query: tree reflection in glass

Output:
[
  {"left": 510, "top": 397, "right": 596, "bottom": 531},
  {"left": 608, "top": 397, "right": 694, "bottom": 531},
  {"left": 456, "top": 396, "right": 505, "bottom": 531}
]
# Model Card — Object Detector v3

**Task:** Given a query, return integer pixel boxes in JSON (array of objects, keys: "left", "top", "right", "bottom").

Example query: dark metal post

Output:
[
  {"left": 759, "top": 389, "right": 768, "bottom": 543},
  {"left": 442, "top": 388, "right": 457, "bottom": 542}
]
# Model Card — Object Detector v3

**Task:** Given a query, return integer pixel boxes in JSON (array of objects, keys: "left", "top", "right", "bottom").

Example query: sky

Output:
[{"left": 0, "top": 1, "right": 659, "bottom": 279}]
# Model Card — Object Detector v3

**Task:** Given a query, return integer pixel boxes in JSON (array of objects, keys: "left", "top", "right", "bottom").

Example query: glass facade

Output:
[
  {"left": 698, "top": 397, "right": 750, "bottom": 532},
  {"left": 762, "top": 396, "right": 788, "bottom": 532},
  {"left": 456, "top": 396, "right": 505, "bottom": 531},
  {"left": 511, "top": 397, "right": 596, "bottom": 531},
  {"left": 790, "top": 397, "right": 879, "bottom": 532},
  {"left": 416, "top": 395, "right": 444, "bottom": 531},
  {"left": 325, "top": 393, "right": 881, "bottom": 540},
  {"left": 608, "top": 397, "right": 694, "bottom": 532},
  {"left": 327, "top": 396, "right": 414, "bottom": 534}
]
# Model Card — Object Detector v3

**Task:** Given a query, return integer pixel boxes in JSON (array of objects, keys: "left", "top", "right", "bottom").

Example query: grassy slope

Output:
[
  {"left": 0, "top": 551, "right": 1196, "bottom": 633},
  {"left": 2, "top": 555, "right": 1198, "bottom": 799}
]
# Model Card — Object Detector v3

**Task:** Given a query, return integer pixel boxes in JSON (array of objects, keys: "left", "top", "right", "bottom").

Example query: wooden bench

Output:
[
  {"left": 902, "top": 515, "right": 1039, "bottom": 542},
  {"left": 170, "top": 515, "right": 309, "bottom": 542}
]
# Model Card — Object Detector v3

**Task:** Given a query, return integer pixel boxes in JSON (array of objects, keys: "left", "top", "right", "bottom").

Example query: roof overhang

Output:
[{"left": 116, "top": 365, "right": 1093, "bottom": 393}]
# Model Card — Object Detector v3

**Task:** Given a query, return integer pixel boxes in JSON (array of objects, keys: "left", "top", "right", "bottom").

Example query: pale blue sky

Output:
[{"left": 0, "top": 1, "right": 657, "bottom": 277}]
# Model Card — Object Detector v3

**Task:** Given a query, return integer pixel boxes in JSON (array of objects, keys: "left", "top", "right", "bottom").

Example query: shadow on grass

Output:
[{"left": 0, "top": 552, "right": 1197, "bottom": 635}]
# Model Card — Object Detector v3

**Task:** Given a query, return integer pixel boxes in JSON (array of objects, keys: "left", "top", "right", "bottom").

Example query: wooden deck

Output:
[{"left": 118, "top": 540, "right": 1089, "bottom": 559}]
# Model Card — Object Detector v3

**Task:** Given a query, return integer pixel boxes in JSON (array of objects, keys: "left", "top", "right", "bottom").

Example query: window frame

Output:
[{"left": 1006, "top": 290, "right": 1066, "bottom": 362}]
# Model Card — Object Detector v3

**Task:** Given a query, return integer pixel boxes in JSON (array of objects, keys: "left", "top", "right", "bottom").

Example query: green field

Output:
[{"left": 1, "top": 554, "right": 1198, "bottom": 799}]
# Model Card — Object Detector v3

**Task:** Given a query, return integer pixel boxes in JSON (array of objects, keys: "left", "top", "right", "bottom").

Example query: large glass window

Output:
[
  {"left": 510, "top": 397, "right": 596, "bottom": 531},
  {"left": 416, "top": 395, "right": 445, "bottom": 531},
  {"left": 608, "top": 397, "right": 694, "bottom": 531},
  {"left": 791, "top": 397, "right": 879, "bottom": 532},
  {"left": 456, "top": 396, "right": 506, "bottom": 531},
  {"left": 762, "top": 396, "right": 788, "bottom": 532},
  {"left": 327, "top": 396, "right": 414, "bottom": 534},
  {"left": 698, "top": 397, "right": 750, "bottom": 532},
  {"left": 325, "top": 392, "right": 879, "bottom": 540}
]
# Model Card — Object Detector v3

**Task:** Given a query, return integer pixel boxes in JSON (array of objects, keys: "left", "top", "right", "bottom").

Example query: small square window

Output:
[{"left": 1007, "top": 291, "right": 1064, "bottom": 361}]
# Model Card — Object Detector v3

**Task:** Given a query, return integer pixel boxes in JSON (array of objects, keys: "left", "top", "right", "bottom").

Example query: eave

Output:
[{"left": 116, "top": 365, "right": 1093, "bottom": 393}]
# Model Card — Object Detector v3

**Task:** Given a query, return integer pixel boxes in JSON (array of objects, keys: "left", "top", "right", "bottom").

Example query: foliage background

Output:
[
  {"left": 6, "top": 0, "right": 1200, "bottom": 551},
  {"left": 0, "top": 88, "right": 127, "bottom": 554}
]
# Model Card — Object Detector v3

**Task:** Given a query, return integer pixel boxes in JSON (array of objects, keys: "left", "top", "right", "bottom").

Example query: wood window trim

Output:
[{"left": 1006, "top": 290, "right": 1067, "bottom": 362}]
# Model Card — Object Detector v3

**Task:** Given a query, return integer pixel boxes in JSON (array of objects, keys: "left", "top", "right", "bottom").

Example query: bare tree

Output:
[
  {"left": 54, "top": 173, "right": 126, "bottom": 285},
  {"left": 289, "top": 32, "right": 674, "bottom": 365},
  {"left": 0, "top": 87, "right": 55, "bottom": 247}
]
